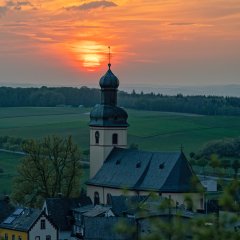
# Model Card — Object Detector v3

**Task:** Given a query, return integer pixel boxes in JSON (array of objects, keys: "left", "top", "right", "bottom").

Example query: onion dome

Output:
[
  {"left": 89, "top": 104, "right": 128, "bottom": 127},
  {"left": 99, "top": 64, "right": 119, "bottom": 89}
]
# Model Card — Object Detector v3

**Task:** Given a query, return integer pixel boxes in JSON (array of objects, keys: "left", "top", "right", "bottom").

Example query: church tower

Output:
[{"left": 89, "top": 63, "right": 128, "bottom": 178}]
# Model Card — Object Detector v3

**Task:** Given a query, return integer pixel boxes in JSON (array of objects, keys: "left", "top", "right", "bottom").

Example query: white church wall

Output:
[
  {"left": 89, "top": 127, "right": 128, "bottom": 177},
  {"left": 87, "top": 186, "right": 204, "bottom": 211}
]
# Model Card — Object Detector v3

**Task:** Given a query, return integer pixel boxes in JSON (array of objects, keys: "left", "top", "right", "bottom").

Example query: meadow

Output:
[{"left": 0, "top": 107, "right": 240, "bottom": 194}]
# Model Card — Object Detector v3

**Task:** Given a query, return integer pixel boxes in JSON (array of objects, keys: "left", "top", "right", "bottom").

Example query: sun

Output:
[{"left": 71, "top": 41, "right": 106, "bottom": 71}]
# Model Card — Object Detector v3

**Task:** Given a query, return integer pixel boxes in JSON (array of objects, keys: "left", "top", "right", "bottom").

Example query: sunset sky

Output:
[{"left": 0, "top": 0, "right": 240, "bottom": 88}]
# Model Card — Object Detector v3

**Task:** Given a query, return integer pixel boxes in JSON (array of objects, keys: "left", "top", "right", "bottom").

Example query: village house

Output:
[
  {"left": 0, "top": 208, "right": 58, "bottom": 240},
  {"left": 42, "top": 196, "right": 92, "bottom": 240}
]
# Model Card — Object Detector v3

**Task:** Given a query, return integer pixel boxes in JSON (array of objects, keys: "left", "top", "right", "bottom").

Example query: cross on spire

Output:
[
  {"left": 108, "top": 46, "right": 111, "bottom": 69},
  {"left": 180, "top": 144, "right": 184, "bottom": 152}
]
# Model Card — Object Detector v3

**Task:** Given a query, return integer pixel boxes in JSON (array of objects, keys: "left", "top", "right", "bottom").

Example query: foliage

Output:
[
  {"left": 11, "top": 135, "right": 82, "bottom": 207},
  {"left": 232, "top": 160, "right": 240, "bottom": 178},
  {"left": 116, "top": 180, "right": 240, "bottom": 240},
  {"left": 0, "top": 136, "right": 26, "bottom": 151},
  {"left": 197, "top": 137, "right": 240, "bottom": 159}
]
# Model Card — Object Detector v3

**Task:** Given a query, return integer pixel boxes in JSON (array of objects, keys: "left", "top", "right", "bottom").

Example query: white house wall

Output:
[{"left": 28, "top": 215, "right": 57, "bottom": 240}]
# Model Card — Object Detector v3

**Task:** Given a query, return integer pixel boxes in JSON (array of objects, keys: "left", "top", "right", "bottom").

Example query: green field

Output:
[
  {"left": 0, "top": 152, "right": 22, "bottom": 194},
  {"left": 0, "top": 107, "right": 240, "bottom": 194}
]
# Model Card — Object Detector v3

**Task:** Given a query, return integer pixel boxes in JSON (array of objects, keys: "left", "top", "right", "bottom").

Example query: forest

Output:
[{"left": 0, "top": 86, "right": 240, "bottom": 115}]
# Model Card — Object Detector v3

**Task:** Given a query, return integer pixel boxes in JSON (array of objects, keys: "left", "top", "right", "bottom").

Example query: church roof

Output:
[
  {"left": 89, "top": 104, "right": 128, "bottom": 127},
  {"left": 87, "top": 148, "right": 199, "bottom": 193},
  {"left": 99, "top": 64, "right": 119, "bottom": 89}
]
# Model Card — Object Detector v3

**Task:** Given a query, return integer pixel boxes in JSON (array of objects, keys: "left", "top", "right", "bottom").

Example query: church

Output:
[{"left": 86, "top": 63, "right": 204, "bottom": 211}]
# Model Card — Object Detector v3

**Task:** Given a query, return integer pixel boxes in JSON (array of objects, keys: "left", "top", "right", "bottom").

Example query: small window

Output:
[
  {"left": 116, "top": 159, "right": 121, "bottom": 165},
  {"left": 46, "top": 236, "right": 51, "bottom": 240},
  {"left": 18, "top": 236, "right": 22, "bottom": 240},
  {"left": 159, "top": 163, "right": 165, "bottom": 169},
  {"left": 35, "top": 237, "right": 40, "bottom": 240},
  {"left": 136, "top": 162, "right": 141, "bottom": 168},
  {"left": 5, "top": 233, "right": 8, "bottom": 240},
  {"left": 12, "top": 235, "right": 15, "bottom": 240},
  {"left": 94, "top": 191, "right": 100, "bottom": 205},
  {"left": 112, "top": 133, "right": 118, "bottom": 145},
  {"left": 40, "top": 219, "right": 46, "bottom": 229},
  {"left": 95, "top": 131, "right": 100, "bottom": 144}
]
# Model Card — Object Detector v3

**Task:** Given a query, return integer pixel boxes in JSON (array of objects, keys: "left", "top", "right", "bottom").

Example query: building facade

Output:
[
  {"left": 0, "top": 208, "right": 58, "bottom": 240},
  {"left": 87, "top": 64, "right": 204, "bottom": 211}
]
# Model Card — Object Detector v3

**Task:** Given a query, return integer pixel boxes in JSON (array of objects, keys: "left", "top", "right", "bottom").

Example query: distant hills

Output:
[
  {"left": 120, "top": 84, "right": 240, "bottom": 97},
  {"left": 0, "top": 82, "right": 239, "bottom": 97}
]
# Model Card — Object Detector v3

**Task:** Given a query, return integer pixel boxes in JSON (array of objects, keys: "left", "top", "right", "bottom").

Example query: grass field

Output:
[
  {"left": 0, "top": 107, "right": 240, "bottom": 194},
  {"left": 0, "top": 152, "right": 22, "bottom": 194}
]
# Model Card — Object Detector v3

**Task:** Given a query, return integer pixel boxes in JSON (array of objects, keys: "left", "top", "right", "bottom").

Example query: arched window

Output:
[
  {"left": 112, "top": 133, "right": 118, "bottom": 145},
  {"left": 95, "top": 131, "right": 100, "bottom": 144},
  {"left": 94, "top": 192, "right": 100, "bottom": 205}
]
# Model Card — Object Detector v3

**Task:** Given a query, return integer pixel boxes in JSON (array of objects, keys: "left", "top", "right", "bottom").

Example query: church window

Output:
[
  {"left": 112, "top": 133, "right": 118, "bottom": 145},
  {"left": 136, "top": 162, "right": 141, "bottom": 168},
  {"left": 94, "top": 192, "right": 100, "bottom": 205},
  {"left": 95, "top": 131, "right": 100, "bottom": 144},
  {"left": 159, "top": 163, "right": 165, "bottom": 169},
  {"left": 116, "top": 159, "right": 121, "bottom": 165}
]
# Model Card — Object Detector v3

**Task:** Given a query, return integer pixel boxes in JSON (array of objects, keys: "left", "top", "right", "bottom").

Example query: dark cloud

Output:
[
  {"left": 0, "top": 6, "right": 7, "bottom": 16},
  {"left": 67, "top": 1, "right": 117, "bottom": 11},
  {"left": 18, "top": 1, "right": 32, "bottom": 6},
  {"left": 169, "top": 22, "right": 194, "bottom": 26},
  {"left": 4, "top": 1, "right": 32, "bottom": 11},
  {"left": 5, "top": 1, "right": 15, "bottom": 7}
]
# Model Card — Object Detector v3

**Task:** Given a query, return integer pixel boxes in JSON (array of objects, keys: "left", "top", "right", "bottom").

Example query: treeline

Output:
[
  {"left": 190, "top": 137, "right": 240, "bottom": 177},
  {"left": 1, "top": 86, "right": 240, "bottom": 115},
  {"left": 196, "top": 137, "right": 240, "bottom": 159},
  {"left": 0, "top": 136, "right": 26, "bottom": 151}
]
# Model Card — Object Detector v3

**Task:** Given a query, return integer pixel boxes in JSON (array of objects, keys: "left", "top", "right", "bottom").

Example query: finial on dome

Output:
[{"left": 108, "top": 46, "right": 111, "bottom": 69}]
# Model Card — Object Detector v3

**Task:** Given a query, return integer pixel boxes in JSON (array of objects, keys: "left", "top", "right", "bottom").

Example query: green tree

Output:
[
  {"left": 209, "top": 154, "right": 220, "bottom": 175},
  {"left": 232, "top": 160, "right": 240, "bottom": 178},
  {"left": 197, "top": 158, "right": 208, "bottom": 174},
  {"left": 221, "top": 160, "right": 231, "bottom": 175},
  {"left": 116, "top": 181, "right": 240, "bottom": 240},
  {"left": 11, "top": 135, "right": 82, "bottom": 207}
]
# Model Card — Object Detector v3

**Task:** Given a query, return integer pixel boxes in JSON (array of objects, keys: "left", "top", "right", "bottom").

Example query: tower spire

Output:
[{"left": 108, "top": 46, "right": 111, "bottom": 69}]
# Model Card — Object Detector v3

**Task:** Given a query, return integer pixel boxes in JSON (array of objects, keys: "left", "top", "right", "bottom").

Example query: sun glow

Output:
[{"left": 71, "top": 41, "right": 107, "bottom": 71}]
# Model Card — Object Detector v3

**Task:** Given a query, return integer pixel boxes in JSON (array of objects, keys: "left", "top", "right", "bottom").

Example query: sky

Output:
[{"left": 0, "top": 0, "right": 240, "bottom": 88}]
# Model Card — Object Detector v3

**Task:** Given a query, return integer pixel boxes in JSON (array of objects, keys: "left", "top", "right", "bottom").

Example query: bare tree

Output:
[{"left": 12, "top": 136, "right": 82, "bottom": 207}]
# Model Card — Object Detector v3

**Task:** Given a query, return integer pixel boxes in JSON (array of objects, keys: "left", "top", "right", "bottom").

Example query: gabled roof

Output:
[
  {"left": 87, "top": 148, "right": 199, "bottom": 193},
  {"left": 110, "top": 195, "right": 148, "bottom": 216},
  {"left": 83, "top": 205, "right": 112, "bottom": 217},
  {"left": 84, "top": 217, "right": 136, "bottom": 240},
  {"left": 44, "top": 196, "right": 92, "bottom": 231},
  {"left": 0, "top": 208, "right": 41, "bottom": 232}
]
